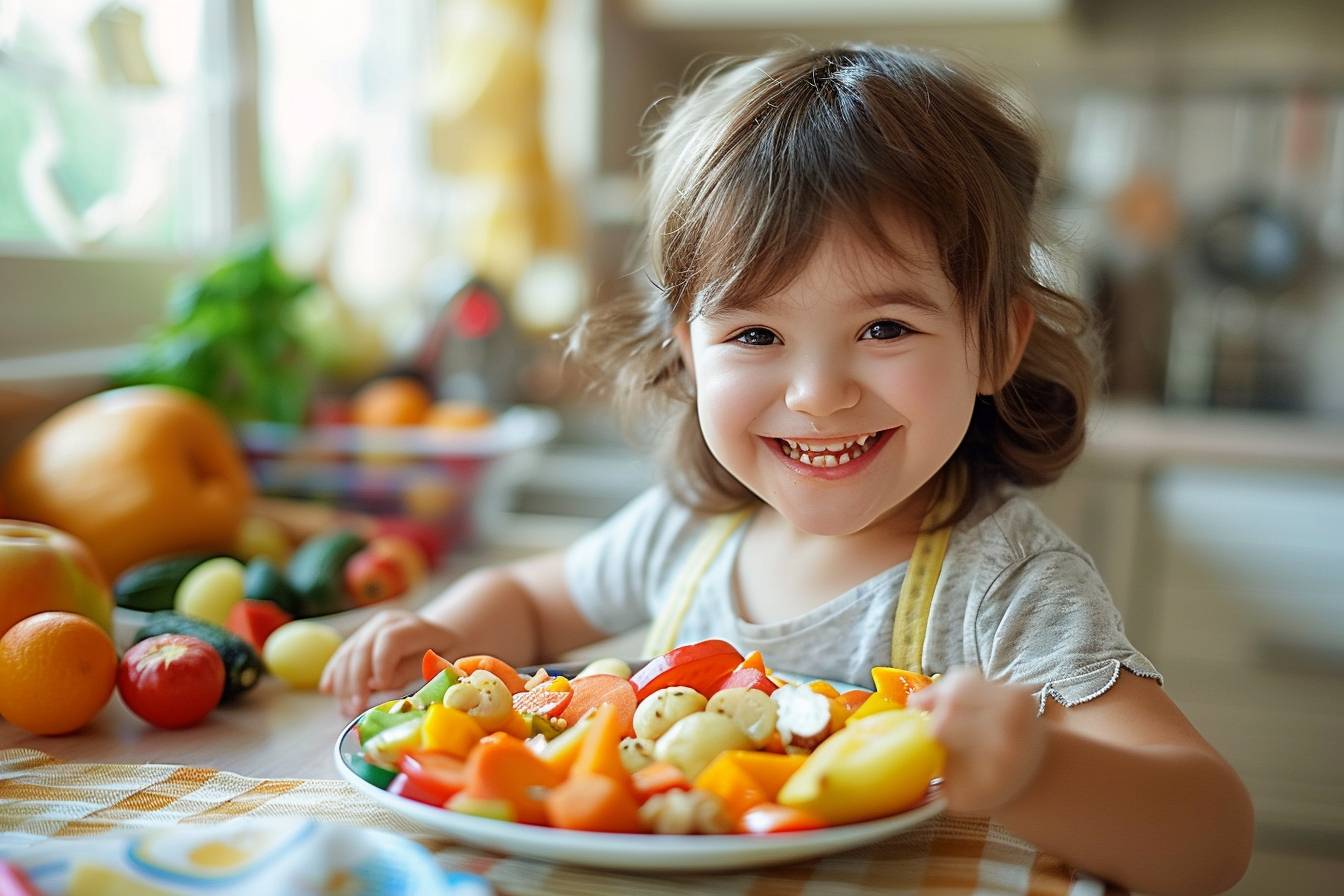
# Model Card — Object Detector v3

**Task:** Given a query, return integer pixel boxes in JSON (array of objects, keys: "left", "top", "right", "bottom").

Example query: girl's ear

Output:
[
  {"left": 672, "top": 322, "right": 695, "bottom": 383},
  {"left": 978, "top": 299, "right": 1035, "bottom": 394}
]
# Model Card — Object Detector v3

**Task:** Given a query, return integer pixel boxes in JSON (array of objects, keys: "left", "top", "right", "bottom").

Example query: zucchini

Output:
[
  {"left": 244, "top": 558, "right": 301, "bottom": 614},
  {"left": 132, "top": 611, "right": 264, "bottom": 701},
  {"left": 287, "top": 530, "right": 365, "bottom": 617},
  {"left": 115, "top": 553, "right": 226, "bottom": 612}
]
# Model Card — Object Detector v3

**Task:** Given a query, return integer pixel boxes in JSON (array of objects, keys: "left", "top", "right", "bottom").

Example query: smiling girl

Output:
[{"left": 323, "top": 44, "right": 1253, "bottom": 894}]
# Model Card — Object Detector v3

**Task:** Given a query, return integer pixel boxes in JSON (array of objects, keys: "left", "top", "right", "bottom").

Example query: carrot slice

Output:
[
  {"left": 630, "top": 761, "right": 691, "bottom": 803},
  {"left": 461, "top": 732, "right": 561, "bottom": 825},
  {"left": 545, "top": 772, "right": 643, "bottom": 833},
  {"left": 570, "top": 703, "right": 629, "bottom": 784},
  {"left": 453, "top": 655, "right": 528, "bottom": 694},
  {"left": 557, "top": 673, "right": 637, "bottom": 737},
  {"left": 422, "top": 649, "right": 454, "bottom": 683}
]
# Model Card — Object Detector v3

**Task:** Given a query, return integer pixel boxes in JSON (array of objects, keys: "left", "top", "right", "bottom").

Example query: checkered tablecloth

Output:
[{"left": 0, "top": 749, "right": 1119, "bottom": 895}]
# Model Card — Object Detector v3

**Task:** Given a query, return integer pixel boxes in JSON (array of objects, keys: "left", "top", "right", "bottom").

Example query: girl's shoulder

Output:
[{"left": 951, "top": 483, "right": 1090, "bottom": 572}]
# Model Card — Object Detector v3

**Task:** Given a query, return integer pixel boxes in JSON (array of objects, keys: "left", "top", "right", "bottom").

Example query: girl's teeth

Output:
[{"left": 778, "top": 438, "right": 872, "bottom": 467}]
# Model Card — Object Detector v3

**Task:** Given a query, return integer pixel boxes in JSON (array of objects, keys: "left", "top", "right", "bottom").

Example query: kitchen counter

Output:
[{"left": 1085, "top": 403, "right": 1344, "bottom": 472}]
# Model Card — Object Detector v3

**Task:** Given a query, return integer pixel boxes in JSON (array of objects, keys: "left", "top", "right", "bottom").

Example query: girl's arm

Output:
[
  {"left": 910, "top": 670, "right": 1254, "bottom": 896},
  {"left": 321, "top": 549, "right": 611, "bottom": 714},
  {"left": 417, "top": 550, "right": 613, "bottom": 667}
]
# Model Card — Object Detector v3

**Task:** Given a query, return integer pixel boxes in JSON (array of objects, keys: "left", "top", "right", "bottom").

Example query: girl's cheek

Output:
[{"left": 695, "top": 364, "right": 771, "bottom": 448}]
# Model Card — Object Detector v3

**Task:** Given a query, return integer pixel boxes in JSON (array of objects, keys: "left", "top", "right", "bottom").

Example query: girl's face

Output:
[{"left": 679, "top": 219, "right": 997, "bottom": 537}]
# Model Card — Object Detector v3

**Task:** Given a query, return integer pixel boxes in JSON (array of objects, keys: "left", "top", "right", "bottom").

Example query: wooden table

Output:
[{"left": 0, "top": 677, "right": 353, "bottom": 780}]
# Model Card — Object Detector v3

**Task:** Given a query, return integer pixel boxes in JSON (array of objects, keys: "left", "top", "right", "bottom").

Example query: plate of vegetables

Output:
[{"left": 333, "top": 639, "right": 945, "bottom": 872}]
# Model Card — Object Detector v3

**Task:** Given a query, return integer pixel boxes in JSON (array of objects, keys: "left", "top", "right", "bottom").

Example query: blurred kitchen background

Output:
[{"left": 1, "top": 1, "right": 1342, "bottom": 892}]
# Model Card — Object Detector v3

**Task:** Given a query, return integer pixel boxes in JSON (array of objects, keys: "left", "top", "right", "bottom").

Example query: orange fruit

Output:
[
  {"left": 0, "top": 611, "right": 118, "bottom": 734},
  {"left": 351, "top": 377, "right": 433, "bottom": 427},
  {"left": 425, "top": 400, "right": 493, "bottom": 430}
]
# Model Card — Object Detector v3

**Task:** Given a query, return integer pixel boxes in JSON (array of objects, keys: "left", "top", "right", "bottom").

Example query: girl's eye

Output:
[
  {"left": 862, "top": 320, "right": 910, "bottom": 341},
  {"left": 733, "top": 327, "right": 779, "bottom": 346}
]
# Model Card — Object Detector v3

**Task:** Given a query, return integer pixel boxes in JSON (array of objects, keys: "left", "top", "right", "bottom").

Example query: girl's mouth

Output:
[{"left": 764, "top": 428, "right": 897, "bottom": 478}]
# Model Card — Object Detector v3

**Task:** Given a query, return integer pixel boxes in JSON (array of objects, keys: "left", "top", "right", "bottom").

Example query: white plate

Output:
[{"left": 332, "top": 669, "right": 945, "bottom": 873}]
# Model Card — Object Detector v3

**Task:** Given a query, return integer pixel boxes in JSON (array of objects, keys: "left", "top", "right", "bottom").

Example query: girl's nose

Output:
[{"left": 784, "top": 362, "right": 861, "bottom": 419}]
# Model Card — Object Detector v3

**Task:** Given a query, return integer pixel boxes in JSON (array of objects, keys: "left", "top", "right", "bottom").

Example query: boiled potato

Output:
[
  {"left": 619, "top": 737, "right": 656, "bottom": 773},
  {"left": 264, "top": 620, "right": 343, "bottom": 689},
  {"left": 175, "top": 557, "right": 245, "bottom": 626},
  {"left": 653, "top": 711, "right": 752, "bottom": 779},
  {"left": 633, "top": 686, "right": 707, "bottom": 741},
  {"left": 706, "top": 687, "right": 779, "bottom": 746},
  {"left": 575, "top": 657, "right": 632, "bottom": 679}
]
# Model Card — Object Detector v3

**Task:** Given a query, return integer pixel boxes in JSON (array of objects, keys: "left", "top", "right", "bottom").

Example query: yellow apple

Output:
[
  {"left": 0, "top": 520, "right": 113, "bottom": 638},
  {"left": 777, "top": 709, "right": 943, "bottom": 825}
]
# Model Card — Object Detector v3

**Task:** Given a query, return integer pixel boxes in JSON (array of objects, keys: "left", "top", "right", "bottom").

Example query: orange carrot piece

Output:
[
  {"left": 570, "top": 703, "right": 629, "bottom": 784},
  {"left": 453, "top": 655, "right": 528, "bottom": 694},
  {"left": 462, "top": 732, "right": 562, "bottom": 825},
  {"left": 630, "top": 761, "right": 691, "bottom": 803},
  {"left": 545, "top": 772, "right": 643, "bottom": 833},
  {"left": 557, "top": 673, "right": 637, "bottom": 737},
  {"left": 422, "top": 649, "right": 454, "bottom": 683}
]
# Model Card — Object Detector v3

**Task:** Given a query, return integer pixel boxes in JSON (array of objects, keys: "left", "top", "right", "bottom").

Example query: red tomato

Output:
[
  {"left": 117, "top": 635, "right": 225, "bottom": 729},
  {"left": 345, "top": 548, "right": 408, "bottom": 606},
  {"left": 630, "top": 639, "right": 744, "bottom": 701},
  {"left": 226, "top": 600, "right": 292, "bottom": 651},
  {"left": 715, "top": 667, "right": 777, "bottom": 695},
  {"left": 397, "top": 751, "right": 467, "bottom": 805},
  {"left": 737, "top": 803, "right": 827, "bottom": 834}
]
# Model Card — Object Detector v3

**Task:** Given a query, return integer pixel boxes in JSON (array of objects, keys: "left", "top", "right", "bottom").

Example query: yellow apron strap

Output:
[
  {"left": 642, "top": 509, "right": 751, "bottom": 658},
  {"left": 889, "top": 467, "right": 965, "bottom": 674}
]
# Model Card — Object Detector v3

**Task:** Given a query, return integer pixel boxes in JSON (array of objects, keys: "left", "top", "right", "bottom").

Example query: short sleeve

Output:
[
  {"left": 973, "top": 550, "right": 1162, "bottom": 715},
  {"left": 563, "top": 485, "right": 699, "bottom": 636}
]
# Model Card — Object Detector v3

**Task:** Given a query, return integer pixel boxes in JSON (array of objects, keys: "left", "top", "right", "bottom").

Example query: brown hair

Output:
[{"left": 570, "top": 44, "right": 1099, "bottom": 524}]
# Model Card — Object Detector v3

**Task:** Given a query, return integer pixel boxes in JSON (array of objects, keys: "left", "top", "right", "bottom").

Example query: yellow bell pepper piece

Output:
[
  {"left": 694, "top": 752, "right": 768, "bottom": 821},
  {"left": 545, "top": 676, "right": 571, "bottom": 693},
  {"left": 807, "top": 680, "right": 841, "bottom": 699},
  {"left": 500, "top": 710, "right": 532, "bottom": 740},
  {"left": 870, "top": 667, "right": 934, "bottom": 705},
  {"left": 725, "top": 750, "right": 806, "bottom": 801},
  {"left": 845, "top": 690, "right": 905, "bottom": 725},
  {"left": 421, "top": 703, "right": 486, "bottom": 759}
]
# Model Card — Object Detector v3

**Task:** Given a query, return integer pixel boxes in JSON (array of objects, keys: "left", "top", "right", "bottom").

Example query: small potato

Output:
[
  {"left": 653, "top": 711, "right": 752, "bottom": 779},
  {"left": 706, "top": 687, "right": 779, "bottom": 746},
  {"left": 633, "top": 686, "right": 707, "bottom": 741},
  {"left": 619, "top": 736, "right": 656, "bottom": 773},
  {"left": 575, "top": 657, "right": 632, "bottom": 679}
]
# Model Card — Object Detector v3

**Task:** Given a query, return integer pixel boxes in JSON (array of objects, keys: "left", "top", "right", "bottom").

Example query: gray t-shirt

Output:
[{"left": 565, "top": 484, "right": 1160, "bottom": 713}]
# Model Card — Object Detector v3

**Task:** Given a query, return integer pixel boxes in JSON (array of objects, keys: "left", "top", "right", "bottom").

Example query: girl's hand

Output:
[
  {"left": 318, "top": 609, "right": 458, "bottom": 716},
  {"left": 906, "top": 667, "right": 1046, "bottom": 815}
]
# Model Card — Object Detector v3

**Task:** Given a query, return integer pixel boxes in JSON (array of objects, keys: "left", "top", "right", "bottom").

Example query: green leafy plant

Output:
[{"left": 112, "top": 242, "right": 317, "bottom": 423}]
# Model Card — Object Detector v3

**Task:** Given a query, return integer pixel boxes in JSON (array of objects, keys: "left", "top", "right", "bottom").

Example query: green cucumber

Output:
[
  {"left": 244, "top": 558, "right": 302, "bottom": 614},
  {"left": 410, "top": 668, "right": 459, "bottom": 709},
  {"left": 132, "top": 611, "right": 264, "bottom": 701},
  {"left": 287, "top": 530, "right": 366, "bottom": 617},
  {"left": 348, "top": 753, "right": 397, "bottom": 788},
  {"left": 115, "top": 553, "right": 226, "bottom": 612},
  {"left": 358, "top": 707, "right": 427, "bottom": 744}
]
